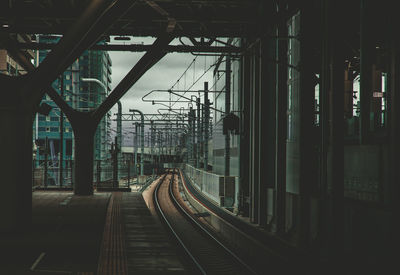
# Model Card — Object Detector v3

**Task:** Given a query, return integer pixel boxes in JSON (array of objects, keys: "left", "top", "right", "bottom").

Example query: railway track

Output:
[{"left": 153, "top": 169, "right": 258, "bottom": 275}]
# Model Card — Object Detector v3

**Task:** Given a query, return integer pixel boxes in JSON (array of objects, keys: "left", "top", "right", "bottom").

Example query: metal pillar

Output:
[
  {"left": 225, "top": 57, "right": 231, "bottom": 176},
  {"left": 389, "top": 12, "right": 400, "bottom": 268},
  {"left": 276, "top": 7, "right": 288, "bottom": 235},
  {"left": 154, "top": 125, "right": 158, "bottom": 170},
  {"left": 117, "top": 101, "right": 122, "bottom": 179},
  {"left": 258, "top": 19, "right": 277, "bottom": 227},
  {"left": 250, "top": 43, "right": 261, "bottom": 223},
  {"left": 112, "top": 136, "right": 119, "bottom": 188},
  {"left": 298, "top": 2, "right": 314, "bottom": 247},
  {"left": 239, "top": 41, "right": 251, "bottom": 216},
  {"left": 44, "top": 137, "right": 48, "bottom": 188},
  {"left": 158, "top": 131, "right": 162, "bottom": 166},
  {"left": 196, "top": 98, "right": 201, "bottom": 168},
  {"left": 151, "top": 120, "right": 154, "bottom": 174},
  {"left": 204, "top": 82, "right": 210, "bottom": 171},
  {"left": 360, "top": 0, "right": 373, "bottom": 144},
  {"left": 96, "top": 160, "right": 101, "bottom": 187},
  {"left": 0, "top": 76, "right": 33, "bottom": 230},
  {"left": 319, "top": 0, "right": 330, "bottom": 247},
  {"left": 129, "top": 109, "right": 144, "bottom": 176},
  {"left": 59, "top": 74, "right": 64, "bottom": 187},
  {"left": 327, "top": 0, "right": 345, "bottom": 258},
  {"left": 127, "top": 154, "right": 131, "bottom": 187},
  {"left": 72, "top": 114, "right": 97, "bottom": 195},
  {"left": 69, "top": 159, "right": 73, "bottom": 187},
  {"left": 389, "top": 15, "right": 400, "bottom": 202},
  {"left": 187, "top": 110, "right": 192, "bottom": 164},
  {"left": 191, "top": 108, "right": 196, "bottom": 165},
  {"left": 134, "top": 122, "right": 138, "bottom": 177},
  {"left": 168, "top": 129, "right": 172, "bottom": 156}
]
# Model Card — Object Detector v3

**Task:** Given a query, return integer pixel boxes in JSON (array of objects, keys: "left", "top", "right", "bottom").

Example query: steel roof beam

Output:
[{"left": 14, "top": 42, "right": 243, "bottom": 53}]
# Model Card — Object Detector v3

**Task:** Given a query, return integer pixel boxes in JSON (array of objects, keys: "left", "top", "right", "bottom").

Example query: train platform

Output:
[{"left": 0, "top": 189, "right": 186, "bottom": 274}]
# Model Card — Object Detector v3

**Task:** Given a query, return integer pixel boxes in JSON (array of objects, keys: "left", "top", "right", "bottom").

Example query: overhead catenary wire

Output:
[{"left": 169, "top": 61, "right": 217, "bottom": 109}]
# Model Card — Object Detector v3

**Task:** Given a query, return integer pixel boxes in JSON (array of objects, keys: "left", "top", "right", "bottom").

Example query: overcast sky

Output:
[{"left": 107, "top": 37, "right": 215, "bottom": 144}]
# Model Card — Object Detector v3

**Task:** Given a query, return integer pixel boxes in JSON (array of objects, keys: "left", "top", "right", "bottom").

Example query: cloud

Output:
[{"left": 108, "top": 51, "right": 214, "bottom": 113}]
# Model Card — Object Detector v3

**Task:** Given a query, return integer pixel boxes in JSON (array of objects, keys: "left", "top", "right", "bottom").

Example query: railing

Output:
[
  {"left": 163, "top": 163, "right": 184, "bottom": 169},
  {"left": 184, "top": 164, "right": 238, "bottom": 208},
  {"left": 32, "top": 158, "right": 155, "bottom": 189},
  {"left": 32, "top": 161, "right": 73, "bottom": 188}
]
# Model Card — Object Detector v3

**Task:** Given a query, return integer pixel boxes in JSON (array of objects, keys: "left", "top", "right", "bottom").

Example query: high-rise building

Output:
[
  {"left": 33, "top": 35, "right": 112, "bottom": 180},
  {"left": 33, "top": 35, "right": 77, "bottom": 170}
]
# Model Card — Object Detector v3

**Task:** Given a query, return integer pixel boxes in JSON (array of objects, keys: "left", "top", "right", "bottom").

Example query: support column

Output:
[
  {"left": 196, "top": 98, "right": 201, "bottom": 168},
  {"left": 239, "top": 42, "right": 251, "bottom": 216},
  {"left": 192, "top": 108, "right": 196, "bottom": 165},
  {"left": 225, "top": 57, "right": 231, "bottom": 176},
  {"left": 44, "top": 137, "right": 49, "bottom": 188},
  {"left": 360, "top": 0, "right": 373, "bottom": 143},
  {"left": 69, "top": 159, "right": 73, "bottom": 186},
  {"left": 258, "top": 36, "right": 275, "bottom": 227},
  {"left": 117, "top": 101, "right": 122, "bottom": 179},
  {"left": 71, "top": 114, "right": 96, "bottom": 195},
  {"left": 158, "top": 131, "right": 162, "bottom": 166},
  {"left": 112, "top": 136, "right": 119, "bottom": 188},
  {"left": 204, "top": 82, "right": 210, "bottom": 171},
  {"left": 96, "top": 160, "right": 101, "bottom": 186},
  {"left": 140, "top": 121, "right": 144, "bottom": 176},
  {"left": 127, "top": 155, "right": 131, "bottom": 187},
  {"left": 151, "top": 120, "right": 154, "bottom": 174},
  {"left": 0, "top": 76, "right": 34, "bottom": 231},
  {"left": 59, "top": 75, "right": 64, "bottom": 187},
  {"left": 186, "top": 112, "right": 191, "bottom": 164},
  {"left": 329, "top": 0, "right": 345, "bottom": 259},
  {"left": 388, "top": 10, "right": 400, "bottom": 269},
  {"left": 276, "top": 8, "right": 288, "bottom": 235},
  {"left": 319, "top": 0, "right": 331, "bottom": 250},
  {"left": 250, "top": 42, "right": 261, "bottom": 224},
  {"left": 298, "top": 1, "right": 314, "bottom": 247},
  {"left": 129, "top": 109, "right": 144, "bottom": 176},
  {"left": 134, "top": 122, "right": 138, "bottom": 176}
]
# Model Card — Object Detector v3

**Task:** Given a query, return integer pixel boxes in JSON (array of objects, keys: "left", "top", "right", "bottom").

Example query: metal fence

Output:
[
  {"left": 32, "top": 158, "right": 155, "bottom": 189},
  {"left": 185, "top": 164, "right": 222, "bottom": 204},
  {"left": 184, "top": 164, "right": 238, "bottom": 208},
  {"left": 32, "top": 160, "right": 73, "bottom": 188}
]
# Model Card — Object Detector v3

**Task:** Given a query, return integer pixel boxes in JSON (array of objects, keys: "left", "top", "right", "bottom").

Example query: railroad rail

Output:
[{"left": 153, "top": 169, "right": 258, "bottom": 275}]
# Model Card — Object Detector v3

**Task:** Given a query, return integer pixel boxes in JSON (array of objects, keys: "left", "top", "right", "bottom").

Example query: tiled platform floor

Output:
[{"left": 0, "top": 189, "right": 186, "bottom": 274}]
